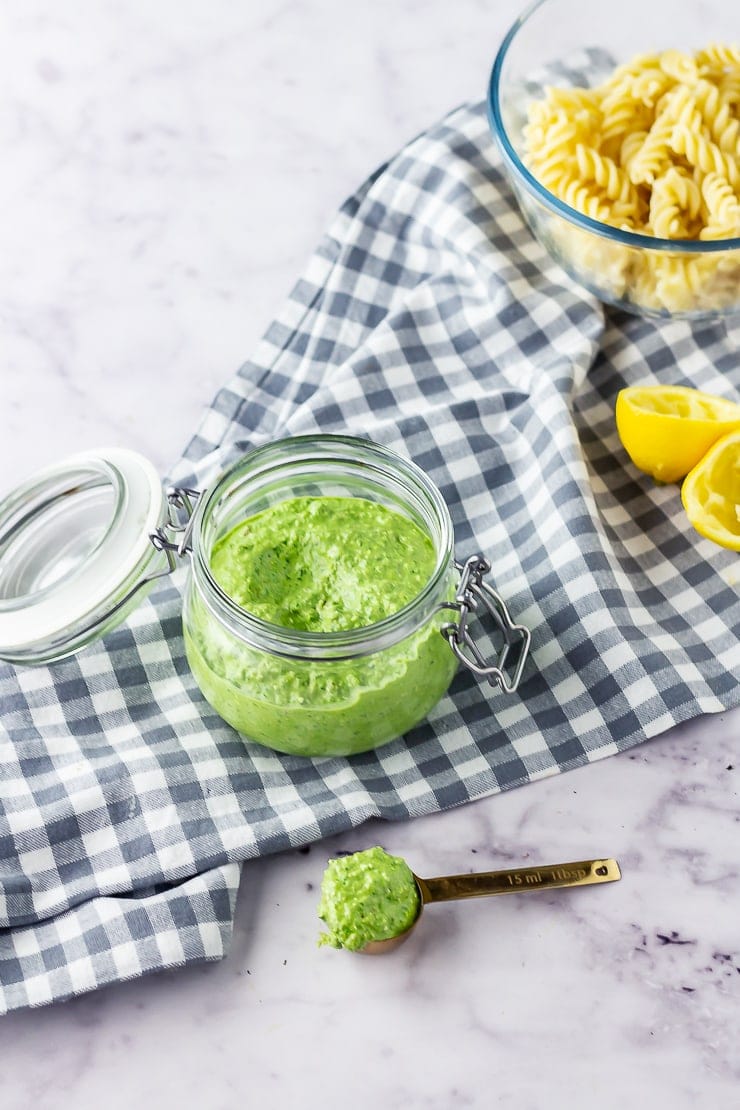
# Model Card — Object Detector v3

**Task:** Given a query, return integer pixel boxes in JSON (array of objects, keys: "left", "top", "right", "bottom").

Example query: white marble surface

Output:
[{"left": 0, "top": 2, "right": 739, "bottom": 1108}]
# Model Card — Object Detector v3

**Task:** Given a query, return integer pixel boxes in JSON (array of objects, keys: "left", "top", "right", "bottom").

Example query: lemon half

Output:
[
  {"left": 682, "top": 431, "right": 740, "bottom": 551},
  {"left": 616, "top": 384, "right": 740, "bottom": 484}
]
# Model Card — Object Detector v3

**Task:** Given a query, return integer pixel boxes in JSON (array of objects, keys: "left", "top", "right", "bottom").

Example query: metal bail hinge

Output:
[
  {"left": 85, "top": 487, "right": 203, "bottom": 622},
  {"left": 148, "top": 486, "right": 202, "bottom": 570},
  {"left": 441, "top": 555, "right": 530, "bottom": 694}
]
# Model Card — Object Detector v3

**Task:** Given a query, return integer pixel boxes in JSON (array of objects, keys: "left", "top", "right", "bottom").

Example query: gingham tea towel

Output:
[{"left": 1, "top": 92, "right": 739, "bottom": 1013}]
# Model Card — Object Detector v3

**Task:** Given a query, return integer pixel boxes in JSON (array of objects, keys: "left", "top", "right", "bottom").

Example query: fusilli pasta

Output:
[{"left": 522, "top": 44, "right": 740, "bottom": 313}]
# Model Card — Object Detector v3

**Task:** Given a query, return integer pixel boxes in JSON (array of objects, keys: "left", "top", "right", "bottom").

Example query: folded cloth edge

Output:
[{"left": 0, "top": 862, "right": 241, "bottom": 1015}]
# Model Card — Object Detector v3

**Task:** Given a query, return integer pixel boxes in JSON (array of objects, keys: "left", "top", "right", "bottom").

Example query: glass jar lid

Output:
[{"left": 0, "top": 448, "right": 165, "bottom": 665}]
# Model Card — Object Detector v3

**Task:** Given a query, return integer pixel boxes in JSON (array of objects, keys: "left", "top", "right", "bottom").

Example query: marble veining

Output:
[{"left": 0, "top": 2, "right": 738, "bottom": 1108}]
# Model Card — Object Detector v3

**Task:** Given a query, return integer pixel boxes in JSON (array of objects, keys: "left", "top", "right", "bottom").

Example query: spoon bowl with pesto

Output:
[{"left": 318, "top": 846, "right": 621, "bottom": 953}]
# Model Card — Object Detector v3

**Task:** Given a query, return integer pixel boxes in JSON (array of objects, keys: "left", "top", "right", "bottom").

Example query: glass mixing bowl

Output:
[{"left": 487, "top": 0, "right": 740, "bottom": 319}]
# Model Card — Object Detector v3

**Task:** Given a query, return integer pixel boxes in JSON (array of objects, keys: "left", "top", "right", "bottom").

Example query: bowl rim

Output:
[{"left": 487, "top": 0, "right": 740, "bottom": 255}]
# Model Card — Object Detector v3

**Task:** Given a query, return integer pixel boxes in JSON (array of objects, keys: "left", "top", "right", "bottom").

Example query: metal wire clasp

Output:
[
  {"left": 441, "top": 555, "right": 530, "bottom": 694},
  {"left": 148, "top": 486, "right": 202, "bottom": 570},
  {"left": 84, "top": 487, "right": 203, "bottom": 622}
]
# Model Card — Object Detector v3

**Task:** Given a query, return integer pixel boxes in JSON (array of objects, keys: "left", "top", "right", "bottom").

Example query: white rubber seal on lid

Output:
[{"left": 0, "top": 448, "right": 165, "bottom": 659}]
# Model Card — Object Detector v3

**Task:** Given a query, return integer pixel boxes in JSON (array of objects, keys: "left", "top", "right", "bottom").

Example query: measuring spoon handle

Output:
[{"left": 417, "top": 858, "right": 621, "bottom": 904}]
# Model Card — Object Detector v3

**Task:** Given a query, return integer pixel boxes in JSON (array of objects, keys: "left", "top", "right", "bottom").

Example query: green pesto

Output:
[
  {"left": 317, "top": 846, "right": 420, "bottom": 950},
  {"left": 184, "top": 495, "right": 457, "bottom": 757},
  {"left": 209, "top": 496, "right": 434, "bottom": 632}
]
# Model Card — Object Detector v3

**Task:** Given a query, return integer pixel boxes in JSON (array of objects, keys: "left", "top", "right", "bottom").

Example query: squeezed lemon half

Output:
[
  {"left": 682, "top": 431, "right": 740, "bottom": 552},
  {"left": 616, "top": 385, "right": 740, "bottom": 484}
]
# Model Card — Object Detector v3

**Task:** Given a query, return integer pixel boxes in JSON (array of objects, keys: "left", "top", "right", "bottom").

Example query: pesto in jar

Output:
[
  {"left": 209, "top": 497, "right": 434, "bottom": 632},
  {"left": 183, "top": 495, "right": 457, "bottom": 757}
]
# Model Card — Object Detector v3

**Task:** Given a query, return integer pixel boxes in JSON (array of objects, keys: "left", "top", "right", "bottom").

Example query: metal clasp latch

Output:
[
  {"left": 84, "top": 487, "right": 203, "bottom": 623},
  {"left": 148, "top": 487, "right": 202, "bottom": 570},
  {"left": 441, "top": 555, "right": 530, "bottom": 694}
]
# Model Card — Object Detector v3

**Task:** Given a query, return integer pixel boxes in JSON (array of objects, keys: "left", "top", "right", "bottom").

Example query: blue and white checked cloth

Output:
[{"left": 1, "top": 96, "right": 739, "bottom": 1013}]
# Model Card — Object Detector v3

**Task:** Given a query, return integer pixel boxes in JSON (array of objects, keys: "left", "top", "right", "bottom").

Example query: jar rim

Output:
[{"left": 190, "top": 434, "right": 456, "bottom": 659}]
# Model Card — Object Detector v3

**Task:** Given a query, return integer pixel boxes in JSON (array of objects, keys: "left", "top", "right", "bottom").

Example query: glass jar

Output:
[{"left": 0, "top": 436, "right": 530, "bottom": 757}]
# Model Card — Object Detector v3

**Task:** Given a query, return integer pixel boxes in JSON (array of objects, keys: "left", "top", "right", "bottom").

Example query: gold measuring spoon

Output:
[{"left": 361, "top": 857, "right": 621, "bottom": 954}]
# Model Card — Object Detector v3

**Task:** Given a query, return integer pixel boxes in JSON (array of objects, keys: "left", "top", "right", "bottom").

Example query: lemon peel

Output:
[
  {"left": 616, "top": 384, "right": 740, "bottom": 484},
  {"left": 681, "top": 431, "right": 740, "bottom": 551}
]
